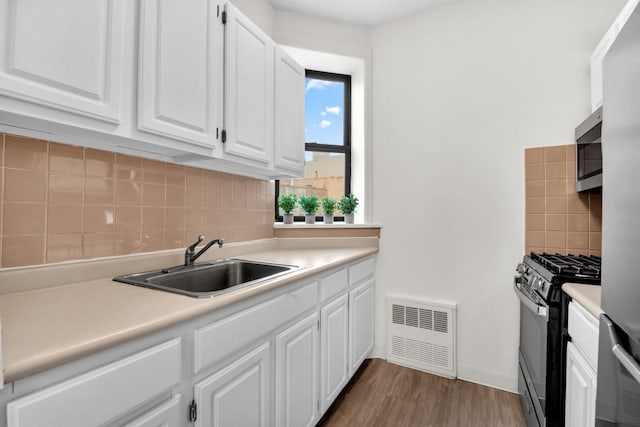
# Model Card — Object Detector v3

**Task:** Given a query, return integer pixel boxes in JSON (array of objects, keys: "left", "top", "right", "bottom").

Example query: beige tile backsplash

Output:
[
  {"left": 524, "top": 145, "right": 602, "bottom": 256},
  {"left": 0, "top": 133, "right": 275, "bottom": 268}
]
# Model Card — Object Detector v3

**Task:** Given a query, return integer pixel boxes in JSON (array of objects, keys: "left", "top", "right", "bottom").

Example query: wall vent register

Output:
[{"left": 386, "top": 297, "right": 457, "bottom": 379}]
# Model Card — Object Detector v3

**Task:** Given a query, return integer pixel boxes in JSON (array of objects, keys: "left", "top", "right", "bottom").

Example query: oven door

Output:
[{"left": 515, "top": 276, "right": 550, "bottom": 426}]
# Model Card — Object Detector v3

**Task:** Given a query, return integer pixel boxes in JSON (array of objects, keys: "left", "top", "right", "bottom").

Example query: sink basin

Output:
[{"left": 113, "top": 259, "right": 301, "bottom": 298}]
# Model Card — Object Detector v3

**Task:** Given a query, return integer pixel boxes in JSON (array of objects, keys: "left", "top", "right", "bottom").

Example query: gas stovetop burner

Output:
[{"left": 529, "top": 252, "right": 601, "bottom": 279}]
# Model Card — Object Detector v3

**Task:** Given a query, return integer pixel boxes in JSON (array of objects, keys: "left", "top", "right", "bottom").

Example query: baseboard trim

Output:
[
  {"left": 369, "top": 344, "right": 385, "bottom": 359},
  {"left": 457, "top": 363, "right": 518, "bottom": 393},
  {"left": 367, "top": 353, "right": 518, "bottom": 393}
]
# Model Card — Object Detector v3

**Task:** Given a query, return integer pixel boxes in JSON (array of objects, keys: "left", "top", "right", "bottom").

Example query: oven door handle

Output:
[
  {"left": 513, "top": 276, "right": 549, "bottom": 321},
  {"left": 603, "top": 315, "right": 640, "bottom": 385}
]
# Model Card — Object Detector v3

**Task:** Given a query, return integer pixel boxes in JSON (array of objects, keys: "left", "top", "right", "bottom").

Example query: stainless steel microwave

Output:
[{"left": 575, "top": 106, "right": 603, "bottom": 192}]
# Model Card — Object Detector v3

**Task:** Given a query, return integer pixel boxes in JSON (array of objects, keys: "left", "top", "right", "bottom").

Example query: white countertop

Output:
[
  {"left": 0, "top": 237, "right": 378, "bottom": 383},
  {"left": 563, "top": 283, "right": 603, "bottom": 318}
]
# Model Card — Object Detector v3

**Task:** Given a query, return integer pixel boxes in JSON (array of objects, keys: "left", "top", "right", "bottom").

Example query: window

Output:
[{"left": 275, "top": 70, "right": 351, "bottom": 221}]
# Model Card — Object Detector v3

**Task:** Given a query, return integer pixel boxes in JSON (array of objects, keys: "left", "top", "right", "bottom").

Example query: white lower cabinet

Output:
[
  {"left": 565, "top": 341, "right": 597, "bottom": 427},
  {"left": 320, "top": 294, "right": 350, "bottom": 413},
  {"left": 275, "top": 313, "right": 319, "bottom": 427},
  {"left": 565, "top": 300, "right": 599, "bottom": 427},
  {"left": 349, "top": 279, "right": 375, "bottom": 374},
  {"left": 6, "top": 338, "right": 182, "bottom": 427},
  {"left": 194, "top": 342, "right": 271, "bottom": 427},
  {"left": 2, "top": 255, "right": 376, "bottom": 427},
  {"left": 123, "top": 394, "right": 182, "bottom": 427}
]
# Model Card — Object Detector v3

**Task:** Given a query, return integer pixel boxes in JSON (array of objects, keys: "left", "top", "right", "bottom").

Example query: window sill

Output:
[
  {"left": 273, "top": 223, "right": 382, "bottom": 229},
  {"left": 273, "top": 222, "right": 382, "bottom": 238}
]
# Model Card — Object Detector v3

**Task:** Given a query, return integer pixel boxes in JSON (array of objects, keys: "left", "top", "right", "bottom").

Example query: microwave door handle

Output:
[
  {"left": 513, "top": 277, "right": 549, "bottom": 321},
  {"left": 603, "top": 316, "right": 640, "bottom": 385}
]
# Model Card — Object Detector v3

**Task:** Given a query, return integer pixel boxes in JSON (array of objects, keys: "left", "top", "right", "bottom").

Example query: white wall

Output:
[
  {"left": 234, "top": 0, "right": 624, "bottom": 392},
  {"left": 230, "top": 0, "right": 275, "bottom": 35},
  {"left": 273, "top": 10, "right": 371, "bottom": 59},
  {"left": 371, "top": 0, "right": 624, "bottom": 391}
]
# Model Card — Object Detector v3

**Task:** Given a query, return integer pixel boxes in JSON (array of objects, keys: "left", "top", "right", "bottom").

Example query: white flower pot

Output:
[
  {"left": 344, "top": 213, "right": 355, "bottom": 224},
  {"left": 283, "top": 213, "right": 294, "bottom": 224}
]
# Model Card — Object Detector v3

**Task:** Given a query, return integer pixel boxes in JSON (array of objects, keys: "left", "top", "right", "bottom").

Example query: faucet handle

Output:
[{"left": 187, "top": 235, "right": 205, "bottom": 252}]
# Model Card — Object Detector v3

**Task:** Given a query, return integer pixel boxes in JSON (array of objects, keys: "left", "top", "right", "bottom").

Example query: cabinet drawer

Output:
[
  {"left": 568, "top": 301, "right": 599, "bottom": 370},
  {"left": 320, "top": 268, "right": 348, "bottom": 303},
  {"left": 349, "top": 257, "right": 375, "bottom": 286},
  {"left": 194, "top": 281, "right": 318, "bottom": 373},
  {"left": 7, "top": 338, "right": 182, "bottom": 427}
]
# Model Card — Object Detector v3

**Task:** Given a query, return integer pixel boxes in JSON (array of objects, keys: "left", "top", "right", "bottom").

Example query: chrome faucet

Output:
[{"left": 185, "top": 235, "right": 224, "bottom": 266}]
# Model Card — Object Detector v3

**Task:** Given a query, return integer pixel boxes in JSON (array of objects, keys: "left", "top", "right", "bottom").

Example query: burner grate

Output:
[{"left": 530, "top": 253, "right": 601, "bottom": 279}]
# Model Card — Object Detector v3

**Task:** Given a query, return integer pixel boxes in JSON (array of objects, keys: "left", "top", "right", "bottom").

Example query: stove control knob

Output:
[
  {"left": 530, "top": 277, "right": 539, "bottom": 290},
  {"left": 517, "top": 263, "right": 528, "bottom": 274},
  {"left": 534, "top": 278, "right": 544, "bottom": 291}
]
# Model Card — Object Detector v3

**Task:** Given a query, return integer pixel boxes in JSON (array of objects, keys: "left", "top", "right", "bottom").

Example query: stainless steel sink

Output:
[{"left": 113, "top": 259, "right": 301, "bottom": 298}]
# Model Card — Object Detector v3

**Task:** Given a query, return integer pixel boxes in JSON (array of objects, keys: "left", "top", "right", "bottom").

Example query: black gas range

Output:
[{"left": 514, "top": 252, "right": 601, "bottom": 427}]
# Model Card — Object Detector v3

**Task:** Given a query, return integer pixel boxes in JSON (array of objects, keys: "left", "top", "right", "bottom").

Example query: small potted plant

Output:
[
  {"left": 321, "top": 197, "right": 338, "bottom": 224},
  {"left": 338, "top": 193, "right": 359, "bottom": 224},
  {"left": 298, "top": 195, "right": 320, "bottom": 224},
  {"left": 278, "top": 194, "right": 297, "bottom": 224}
]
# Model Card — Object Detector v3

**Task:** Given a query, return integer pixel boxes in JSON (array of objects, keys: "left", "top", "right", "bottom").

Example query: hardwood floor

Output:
[{"left": 318, "top": 359, "right": 526, "bottom": 427}]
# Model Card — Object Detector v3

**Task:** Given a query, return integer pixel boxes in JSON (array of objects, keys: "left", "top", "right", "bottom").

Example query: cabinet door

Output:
[
  {"left": 349, "top": 279, "right": 375, "bottom": 374},
  {"left": 565, "top": 342, "right": 597, "bottom": 427},
  {"left": 224, "top": 2, "right": 274, "bottom": 166},
  {"left": 273, "top": 46, "right": 305, "bottom": 176},
  {"left": 0, "top": 0, "right": 125, "bottom": 123},
  {"left": 320, "top": 294, "right": 349, "bottom": 413},
  {"left": 138, "top": 0, "right": 223, "bottom": 149},
  {"left": 194, "top": 342, "right": 271, "bottom": 427},
  {"left": 275, "top": 313, "right": 319, "bottom": 427},
  {"left": 123, "top": 394, "right": 182, "bottom": 427}
]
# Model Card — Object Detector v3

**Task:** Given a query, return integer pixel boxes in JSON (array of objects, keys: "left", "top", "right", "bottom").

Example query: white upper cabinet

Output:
[
  {"left": 137, "top": 0, "right": 223, "bottom": 150},
  {"left": 223, "top": 2, "right": 274, "bottom": 167},
  {"left": 590, "top": 0, "right": 640, "bottom": 111},
  {"left": 0, "top": 0, "right": 125, "bottom": 124},
  {"left": 274, "top": 46, "right": 305, "bottom": 176},
  {"left": 0, "top": 0, "right": 305, "bottom": 179}
]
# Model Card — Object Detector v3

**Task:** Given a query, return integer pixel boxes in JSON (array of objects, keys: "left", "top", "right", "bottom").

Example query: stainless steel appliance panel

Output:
[
  {"left": 596, "top": 316, "right": 640, "bottom": 426},
  {"left": 520, "top": 354, "right": 544, "bottom": 427},
  {"left": 601, "top": 0, "right": 640, "bottom": 343},
  {"left": 575, "top": 106, "right": 603, "bottom": 193},
  {"left": 520, "top": 298, "right": 548, "bottom": 410},
  {"left": 598, "top": 3, "right": 640, "bottom": 426}
]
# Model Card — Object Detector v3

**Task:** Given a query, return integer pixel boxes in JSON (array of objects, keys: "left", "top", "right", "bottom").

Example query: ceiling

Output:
[{"left": 269, "top": 0, "right": 457, "bottom": 27}]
